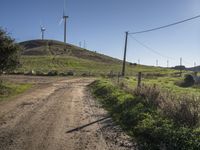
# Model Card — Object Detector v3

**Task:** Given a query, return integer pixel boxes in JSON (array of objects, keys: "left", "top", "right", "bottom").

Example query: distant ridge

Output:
[
  {"left": 187, "top": 66, "right": 200, "bottom": 72},
  {"left": 171, "top": 65, "right": 200, "bottom": 72}
]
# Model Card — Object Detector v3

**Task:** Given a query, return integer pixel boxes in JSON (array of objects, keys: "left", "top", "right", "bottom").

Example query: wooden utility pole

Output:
[
  {"left": 122, "top": 31, "right": 129, "bottom": 76},
  {"left": 138, "top": 59, "right": 140, "bottom": 65},
  {"left": 180, "top": 57, "right": 182, "bottom": 76},
  {"left": 137, "top": 72, "right": 142, "bottom": 88},
  {"left": 117, "top": 72, "right": 120, "bottom": 84},
  {"left": 167, "top": 60, "right": 169, "bottom": 68},
  {"left": 156, "top": 59, "right": 158, "bottom": 66}
]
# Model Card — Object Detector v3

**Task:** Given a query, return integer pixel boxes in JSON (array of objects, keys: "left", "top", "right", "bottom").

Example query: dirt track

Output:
[{"left": 0, "top": 76, "right": 136, "bottom": 150}]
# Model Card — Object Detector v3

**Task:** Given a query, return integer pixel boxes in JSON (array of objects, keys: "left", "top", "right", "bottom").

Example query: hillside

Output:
[
  {"left": 19, "top": 39, "right": 120, "bottom": 63},
  {"left": 16, "top": 39, "right": 177, "bottom": 76}
]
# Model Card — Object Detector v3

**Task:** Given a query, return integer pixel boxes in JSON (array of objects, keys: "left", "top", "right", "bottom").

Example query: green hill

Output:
[{"left": 15, "top": 39, "right": 176, "bottom": 76}]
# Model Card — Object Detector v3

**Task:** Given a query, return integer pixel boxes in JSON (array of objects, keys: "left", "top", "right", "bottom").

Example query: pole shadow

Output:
[{"left": 66, "top": 116, "right": 110, "bottom": 133}]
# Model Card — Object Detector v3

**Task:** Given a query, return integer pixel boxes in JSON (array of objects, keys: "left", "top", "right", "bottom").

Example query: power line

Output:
[
  {"left": 129, "top": 14, "right": 200, "bottom": 35},
  {"left": 129, "top": 35, "right": 176, "bottom": 60}
]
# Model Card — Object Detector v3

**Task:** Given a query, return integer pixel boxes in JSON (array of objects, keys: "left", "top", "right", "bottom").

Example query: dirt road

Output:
[{"left": 0, "top": 76, "right": 136, "bottom": 150}]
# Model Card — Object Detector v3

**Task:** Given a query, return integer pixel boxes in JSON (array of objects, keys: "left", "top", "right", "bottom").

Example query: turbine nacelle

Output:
[{"left": 41, "top": 27, "right": 46, "bottom": 32}]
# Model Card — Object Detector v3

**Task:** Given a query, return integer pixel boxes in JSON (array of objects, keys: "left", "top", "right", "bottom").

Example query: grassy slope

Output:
[
  {"left": 16, "top": 55, "right": 177, "bottom": 76},
  {"left": 16, "top": 39, "right": 178, "bottom": 76}
]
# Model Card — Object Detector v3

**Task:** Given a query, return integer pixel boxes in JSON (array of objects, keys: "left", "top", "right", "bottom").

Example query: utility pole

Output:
[
  {"left": 194, "top": 62, "right": 196, "bottom": 72},
  {"left": 180, "top": 57, "right": 182, "bottom": 76},
  {"left": 122, "top": 31, "right": 129, "bottom": 76},
  {"left": 84, "top": 40, "right": 86, "bottom": 49},
  {"left": 156, "top": 59, "right": 158, "bottom": 66},
  {"left": 79, "top": 41, "right": 82, "bottom": 47},
  {"left": 167, "top": 60, "right": 169, "bottom": 68},
  {"left": 63, "top": 15, "right": 68, "bottom": 43},
  {"left": 180, "top": 57, "right": 182, "bottom": 66},
  {"left": 138, "top": 59, "right": 140, "bottom": 65},
  {"left": 194, "top": 62, "right": 196, "bottom": 67}
]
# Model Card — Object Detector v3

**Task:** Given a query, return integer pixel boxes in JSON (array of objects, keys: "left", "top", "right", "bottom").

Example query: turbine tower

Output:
[
  {"left": 59, "top": 0, "right": 69, "bottom": 43},
  {"left": 40, "top": 25, "right": 46, "bottom": 40}
]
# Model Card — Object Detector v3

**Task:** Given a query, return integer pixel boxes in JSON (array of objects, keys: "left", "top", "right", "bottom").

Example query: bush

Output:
[
  {"left": 47, "top": 70, "right": 58, "bottom": 76},
  {"left": 0, "top": 28, "right": 21, "bottom": 74},
  {"left": 184, "top": 74, "right": 195, "bottom": 86},
  {"left": 67, "top": 70, "right": 75, "bottom": 76},
  {"left": 178, "top": 74, "right": 195, "bottom": 87},
  {"left": 81, "top": 72, "right": 92, "bottom": 77}
]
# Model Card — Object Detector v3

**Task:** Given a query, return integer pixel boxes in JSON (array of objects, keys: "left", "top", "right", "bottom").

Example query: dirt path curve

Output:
[{"left": 0, "top": 77, "right": 136, "bottom": 150}]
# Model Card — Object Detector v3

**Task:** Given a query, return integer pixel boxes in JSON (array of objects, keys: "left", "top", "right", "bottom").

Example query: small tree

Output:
[{"left": 0, "top": 28, "right": 21, "bottom": 74}]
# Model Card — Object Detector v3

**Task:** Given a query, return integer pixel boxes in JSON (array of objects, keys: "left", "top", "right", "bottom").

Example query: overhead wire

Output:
[
  {"left": 129, "top": 14, "right": 200, "bottom": 35},
  {"left": 129, "top": 34, "right": 176, "bottom": 60}
]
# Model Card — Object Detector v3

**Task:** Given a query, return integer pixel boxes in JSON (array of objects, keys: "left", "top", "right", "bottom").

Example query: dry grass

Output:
[{"left": 134, "top": 84, "right": 200, "bottom": 127}]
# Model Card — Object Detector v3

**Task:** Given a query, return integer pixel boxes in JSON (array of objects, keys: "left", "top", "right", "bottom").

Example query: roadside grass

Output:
[
  {"left": 123, "top": 76, "right": 200, "bottom": 96},
  {"left": 0, "top": 81, "right": 32, "bottom": 101},
  {"left": 90, "top": 79, "right": 200, "bottom": 149}
]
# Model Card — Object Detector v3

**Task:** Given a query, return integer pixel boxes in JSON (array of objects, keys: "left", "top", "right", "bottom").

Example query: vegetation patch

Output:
[
  {"left": 0, "top": 81, "right": 32, "bottom": 100},
  {"left": 90, "top": 79, "right": 200, "bottom": 150}
]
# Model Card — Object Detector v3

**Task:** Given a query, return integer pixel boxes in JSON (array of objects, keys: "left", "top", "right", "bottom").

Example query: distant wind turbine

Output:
[
  {"left": 40, "top": 24, "right": 46, "bottom": 40},
  {"left": 59, "top": 0, "right": 69, "bottom": 43}
]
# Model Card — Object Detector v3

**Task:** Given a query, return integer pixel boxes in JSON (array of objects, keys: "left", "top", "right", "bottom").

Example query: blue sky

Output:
[{"left": 1, "top": 0, "right": 200, "bottom": 67}]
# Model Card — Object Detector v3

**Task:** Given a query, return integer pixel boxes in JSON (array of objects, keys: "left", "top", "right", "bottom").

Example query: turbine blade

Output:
[{"left": 59, "top": 18, "right": 64, "bottom": 25}]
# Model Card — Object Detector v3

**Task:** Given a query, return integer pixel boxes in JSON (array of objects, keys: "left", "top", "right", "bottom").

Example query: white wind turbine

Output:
[
  {"left": 40, "top": 21, "right": 46, "bottom": 40},
  {"left": 40, "top": 25, "right": 46, "bottom": 40},
  {"left": 59, "top": 0, "right": 69, "bottom": 43}
]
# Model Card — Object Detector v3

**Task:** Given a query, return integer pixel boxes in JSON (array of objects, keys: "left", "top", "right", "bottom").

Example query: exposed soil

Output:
[{"left": 0, "top": 75, "right": 136, "bottom": 150}]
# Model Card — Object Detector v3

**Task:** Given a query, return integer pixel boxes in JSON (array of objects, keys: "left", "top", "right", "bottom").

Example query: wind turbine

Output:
[
  {"left": 40, "top": 25, "right": 46, "bottom": 40},
  {"left": 59, "top": 0, "right": 69, "bottom": 43}
]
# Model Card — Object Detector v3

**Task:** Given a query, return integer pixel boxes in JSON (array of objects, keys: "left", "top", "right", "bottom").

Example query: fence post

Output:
[
  {"left": 117, "top": 72, "right": 120, "bottom": 84},
  {"left": 137, "top": 72, "right": 142, "bottom": 88}
]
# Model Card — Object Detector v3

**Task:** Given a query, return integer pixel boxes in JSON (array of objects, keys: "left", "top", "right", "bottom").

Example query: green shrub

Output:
[
  {"left": 47, "top": 70, "right": 58, "bottom": 76},
  {"left": 67, "top": 70, "right": 75, "bottom": 76},
  {"left": 0, "top": 28, "right": 21, "bottom": 75},
  {"left": 177, "top": 74, "right": 195, "bottom": 87}
]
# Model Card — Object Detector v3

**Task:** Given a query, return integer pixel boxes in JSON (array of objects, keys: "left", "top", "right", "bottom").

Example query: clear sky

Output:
[{"left": 1, "top": 0, "right": 200, "bottom": 67}]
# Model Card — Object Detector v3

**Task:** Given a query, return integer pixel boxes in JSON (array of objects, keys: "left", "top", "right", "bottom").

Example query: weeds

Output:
[
  {"left": 134, "top": 84, "right": 200, "bottom": 127},
  {"left": 90, "top": 79, "right": 200, "bottom": 149}
]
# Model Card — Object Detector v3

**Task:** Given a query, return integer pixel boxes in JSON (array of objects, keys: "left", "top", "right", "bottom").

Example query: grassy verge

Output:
[
  {"left": 0, "top": 81, "right": 32, "bottom": 101},
  {"left": 123, "top": 76, "right": 200, "bottom": 96},
  {"left": 89, "top": 79, "right": 200, "bottom": 150}
]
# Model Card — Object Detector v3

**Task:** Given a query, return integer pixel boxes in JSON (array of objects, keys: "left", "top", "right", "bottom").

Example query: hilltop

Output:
[{"left": 19, "top": 39, "right": 120, "bottom": 63}]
